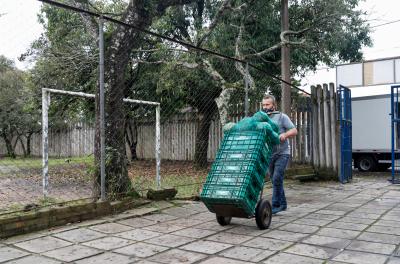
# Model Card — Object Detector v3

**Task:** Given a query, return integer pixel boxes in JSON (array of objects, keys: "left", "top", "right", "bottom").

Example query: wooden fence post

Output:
[
  {"left": 329, "top": 83, "right": 338, "bottom": 172},
  {"left": 317, "top": 85, "right": 326, "bottom": 168},
  {"left": 311, "top": 85, "right": 318, "bottom": 168},
  {"left": 323, "top": 84, "right": 332, "bottom": 169}
]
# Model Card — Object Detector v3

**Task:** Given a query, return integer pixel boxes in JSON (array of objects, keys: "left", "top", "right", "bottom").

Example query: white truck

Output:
[{"left": 352, "top": 93, "right": 393, "bottom": 172}]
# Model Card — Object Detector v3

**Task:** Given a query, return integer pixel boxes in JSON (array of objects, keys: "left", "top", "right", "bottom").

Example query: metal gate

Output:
[
  {"left": 338, "top": 85, "right": 352, "bottom": 183},
  {"left": 391, "top": 85, "right": 400, "bottom": 183}
]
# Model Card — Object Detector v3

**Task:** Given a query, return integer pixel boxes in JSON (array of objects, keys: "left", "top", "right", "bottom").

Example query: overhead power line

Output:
[
  {"left": 370, "top": 19, "right": 400, "bottom": 28},
  {"left": 37, "top": 0, "right": 311, "bottom": 95}
]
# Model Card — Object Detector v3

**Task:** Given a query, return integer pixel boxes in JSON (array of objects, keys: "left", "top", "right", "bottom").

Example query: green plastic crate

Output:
[
  {"left": 208, "top": 160, "right": 266, "bottom": 188},
  {"left": 201, "top": 181, "right": 261, "bottom": 217},
  {"left": 201, "top": 130, "right": 275, "bottom": 217}
]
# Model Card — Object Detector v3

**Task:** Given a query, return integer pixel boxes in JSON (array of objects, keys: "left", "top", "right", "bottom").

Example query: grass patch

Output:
[{"left": 0, "top": 156, "right": 93, "bottom": 169}]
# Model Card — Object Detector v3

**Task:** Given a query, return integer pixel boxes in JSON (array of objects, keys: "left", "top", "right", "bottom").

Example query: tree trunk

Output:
[
  {"left": 94, "top": 0, "right": 151, "bottom": 199},
  {"left": 125, "top": 121, "right": 138, "bottom": 161},
  {"left": 194, "top": 101, "right": 218, "bottom": 167},
  {"left": 92, "top": 0, "right": 198, "bottom": 199},
  {"left": 1, "top": 131, "right": 15, "bottom": 159},
  {"left": 26, "top": 132, "right": 33, "bottom": 157},
  {"left": 18, "top": 136, "right": 27, "bottom": 157}
]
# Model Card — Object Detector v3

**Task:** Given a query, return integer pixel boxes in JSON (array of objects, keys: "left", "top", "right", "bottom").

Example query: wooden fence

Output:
[
  {"left": 310, "top": 83, "right": 340, "bottom": 177},
  {"left": 0, "top": 103, "right": 313, "bottom": 163}
]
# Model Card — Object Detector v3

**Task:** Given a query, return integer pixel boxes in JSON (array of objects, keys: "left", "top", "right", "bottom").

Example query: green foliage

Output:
[{"left": 0, "top": 55, "right": 40, "bottom": 157}]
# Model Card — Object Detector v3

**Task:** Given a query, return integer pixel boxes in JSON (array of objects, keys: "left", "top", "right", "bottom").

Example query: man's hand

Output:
[{"left": 279, "top": 133, "right": 286, "bottom": 142}]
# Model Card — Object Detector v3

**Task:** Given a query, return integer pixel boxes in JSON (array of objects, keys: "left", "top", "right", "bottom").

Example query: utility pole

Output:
[{"left": 281, "top": 0, "right": 291, "bottom": 115}]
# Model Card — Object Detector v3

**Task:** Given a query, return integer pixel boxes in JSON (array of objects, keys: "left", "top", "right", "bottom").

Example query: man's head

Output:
[{"left": 262, "top": 94, "right": 277, "bottom": 113}]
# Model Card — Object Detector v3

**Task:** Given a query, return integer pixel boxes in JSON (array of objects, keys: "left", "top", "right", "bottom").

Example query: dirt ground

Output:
[{"left": 0, "top": 160, "right": 209, "bottom": 214}]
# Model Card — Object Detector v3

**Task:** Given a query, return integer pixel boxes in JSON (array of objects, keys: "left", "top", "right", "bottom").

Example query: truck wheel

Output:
[{"left": 356, "top": 155, "right": 377, "bottom": 172}]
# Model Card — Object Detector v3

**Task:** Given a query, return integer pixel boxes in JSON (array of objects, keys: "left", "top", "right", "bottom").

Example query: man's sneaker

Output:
[{"left": 272, "top": 207, "right": 283, "bottom": 214}]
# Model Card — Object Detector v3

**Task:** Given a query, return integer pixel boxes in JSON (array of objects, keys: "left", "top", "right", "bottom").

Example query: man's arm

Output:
[{"left": 279, "top": 128, "right": 298, "bottom": 142}]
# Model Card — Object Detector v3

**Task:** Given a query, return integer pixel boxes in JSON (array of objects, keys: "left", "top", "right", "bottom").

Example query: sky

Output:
[{"left": 1, "top": 0, "right": 400, "bottom": 95}]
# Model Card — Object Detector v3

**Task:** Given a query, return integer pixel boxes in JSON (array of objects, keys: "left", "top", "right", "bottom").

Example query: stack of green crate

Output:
[{"left": 201, "top": 130, "right": 272, "bottom": 217}]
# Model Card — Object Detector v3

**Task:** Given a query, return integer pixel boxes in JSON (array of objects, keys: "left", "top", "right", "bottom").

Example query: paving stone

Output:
[
  {"left": 242, "top": 237, "right": 293, "bottom": 251},
  {"left": 387, "top": 257, "right": 400, "bottom": 264},
  {"left": 0, "top": 246, "right": 29, "bottom": 262},
  {"left": 346, "top": 240, "right": 396, "bottom": 255},
  {"left": 392, "top": 248, "right": 400, "bottom": 257},
  {"left": 187, "top": 212, "right": 216, "bottom": 221},
  {"left": 316, "top": 228, "right": 360, "bottom": 239},
  {"left": 116, "top": 229, "right": 163, "bottom": 241},
  {"left": 148, "top": 248, "right": 207, "bottom": 264},
  {"left": 358, "top": 232, "right": 400, "bottom": 244},
  {"left": 14, "top": 236, "right": 72, "bottom": 253},
  {"left": 353, "top": 208, "right": 387, "bottom": 215},
  {"left": 263, "top": 252, "right": 324, "bottom": 264},
  {"left": 45, "top": 225, "right": 78, "bottom": 235},
  {"left": 382, "top": 214, "right": 400, "bottom": 221},
  {"left": 333, "top": 250, "right": 388, "bottom": 264},
  {"left": 316, "top": 210, "right": 347, "bottom": 216},
  {"left": 163, "top": 218, "right": 205, "bottom": 227},
  {"left": 205, "top": 232, "right": 253, "bottom": 244},
  {"left": 339, "top": 216, "right": 376, "bottom": 225},
  {"left": 195, "top": 221, "right": 235, "bottom": 231},
  {"left": 278, "top": 223, "right": 320, "bottom": 234},
  {"left": 262, "top": 230, "right": 309, "bottom": 242},
  {"left": 219, "top": 245, "right": 275, "bottom": 262},
  {"left": 43, "top": 245, "right": 102, "bottom": 262},
  {"left": 346, "top": 212, "right": 381, "bottom": 220},
  {"left": 293, "top": 218, "right": 332, "bottom": 227},
  {"left": 143, "top": 213, "right": 178, "bottom": 222},
  {"left": 143, "top": 222, "right": 187, "bottom": 233},
  {"left": 373, "top": 219, "right": 400, "bottom": 227},
  {"left": 163, "top": 207, "right": 196, "bottom": 217},
  {"left": 367, "top": 225, "right": 400, "bottom": 236},
  {"left": 225, "top": 225, "right": 269, "bottom": 236},
  {"left": 5, "top": 255, "right": 61, "bottom": 264},
  {"left": 327, "top": 221, "right": 368, "bottom": 231},
  {"left": 170, "top": 227, "right": 218, "bottom": 238},
  {"left": 82, "top": 236, "right": 133, "bottom": 250},
  {"left": 53, "top": 228, "right": 105, "bottom": 243},
  {"left": 74, "top": 252, "right": 136, "bottom": 264},
  {"left": 114, "top": 242, "right": 169, "bottom": 258},
  {"left": 134, "top": 260, "right": 161, "bottom": 264},
  {"left": 198, "top": 256, "right": 249, "bottom": 264},
  {"left": 181, "top": 202, "right": 208, "bottom": 212},
  {"left": 117, "top": 217, "right": 157, "bottom": 228},
  {"left": 302, "top": 235, "right": 351, "bottom": 249},
  {"left": 285, "top": 243, "right": 339, "bottom": 259},
  {"left": 2, "top": 232, "right": 45, "bottom": 244},
  {"left": 88, "top": 222, "right": 133, "bottom": 234},
  {"left": 145, "top": 234, "right": 196, "bottom": 247},
  {"left": 180, "top": 240, "right": 233, "bottom": 254},
  {"left": 306, "top": 214, "right": 341, "bottom": 221}
]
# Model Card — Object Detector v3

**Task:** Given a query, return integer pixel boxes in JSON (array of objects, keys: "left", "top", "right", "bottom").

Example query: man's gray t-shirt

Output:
[{"left": 268, "top": 112, "right": 295, "bottom": 155}]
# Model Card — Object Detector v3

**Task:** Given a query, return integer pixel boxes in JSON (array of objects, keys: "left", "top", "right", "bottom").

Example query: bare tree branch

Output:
[
  {"left": 234, "top": 20, "right": 255, "bottom": 90},
  {"left": 196, "top": 0, "right": 233, "bottom": 47},
  {"left": 157, "top": 0, "right": 198, "bottom": 14},
  {"left": 72, "top": 0, "right": 99, "bottom": 38}
]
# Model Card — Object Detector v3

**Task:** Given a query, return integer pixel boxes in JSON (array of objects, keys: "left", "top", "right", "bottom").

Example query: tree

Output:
[
  {"left": 136, "top": 0, "right": 371, "bottom": 166},
  {"left": 27, "top": 0, "right": 371, "bottom": 196},
  {"left": 0, "top": 56, "right": 39, "bottom": 158}
]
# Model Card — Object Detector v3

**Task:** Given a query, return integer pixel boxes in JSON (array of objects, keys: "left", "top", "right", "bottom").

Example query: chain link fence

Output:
[{"left": 0, "top": 0, "right": 322, "bottom": 215}]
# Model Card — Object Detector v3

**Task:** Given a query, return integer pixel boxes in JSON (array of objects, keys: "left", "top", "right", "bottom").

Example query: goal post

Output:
[{"left": 41, "top": 88, "right": 161, "bottom": 199}]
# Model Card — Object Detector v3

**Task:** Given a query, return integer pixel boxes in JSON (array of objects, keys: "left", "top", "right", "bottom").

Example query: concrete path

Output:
[{"left": 2, "top": 176, "right": 400, "bottom": 263}]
